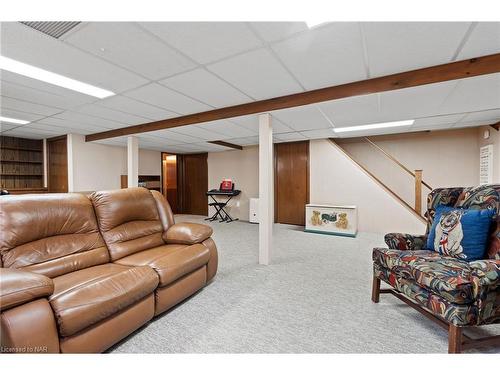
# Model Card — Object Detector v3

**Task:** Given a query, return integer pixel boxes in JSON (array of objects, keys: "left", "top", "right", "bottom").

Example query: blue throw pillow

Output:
[{"left": 426, "top": 205, "right": 495, "bottom": 261}]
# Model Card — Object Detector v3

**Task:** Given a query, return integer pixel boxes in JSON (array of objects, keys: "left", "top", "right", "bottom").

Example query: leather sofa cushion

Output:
[
  {"left": 50, "top": 264, "right": 158, "bottom": 337},
  {"left": 373, "top": 248, "right": 474, "bottom": 304},
  {"left": 115, "top": 244, "right": 210, "bottom": 287},
  {"left": 90, "top": 188, "right": 164, "bottom": 261},
  {"left": 0, "top": 268, "right": 54, "bottom": 311},
  {"left": 0, "top": 193, "right": 108, "bottom": 278}
]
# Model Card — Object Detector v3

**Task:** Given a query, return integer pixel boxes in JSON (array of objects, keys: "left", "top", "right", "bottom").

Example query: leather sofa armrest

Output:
[
  {"left": 164, "top": 223, "right": 213, "bottom": 245},
  {"left": 384, "top": 233, "right": 427, "bottom": 250},
  {"left": 0, "top": 268, "right": 54, "bottom": 312}
]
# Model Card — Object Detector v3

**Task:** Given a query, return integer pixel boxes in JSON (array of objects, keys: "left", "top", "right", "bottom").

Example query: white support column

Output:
[
  {"left": 127, "top": 136, "right": 139, "bottom": 188},
  {"left": 258, "top": 113, "right": 273, "bottom": 265}
]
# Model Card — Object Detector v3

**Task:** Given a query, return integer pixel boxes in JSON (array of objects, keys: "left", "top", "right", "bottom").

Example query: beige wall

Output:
[
  {"left": 204, "top": 126, "right": 492, "bottom": 233},
  {"left": 478, "top": 126, "right": 500, "bottom": 184},
  {"left": 67, "top": 134, "right": 161, "bottom": 192},
  {"left": 337, "top": 128, "right": 481, "bottom": 213},
  {"left": 310, "top": 139, "right": 426, "bottom": 234},
  {"left": 207, "top": 146, "right": 259, "bottom": 221}
]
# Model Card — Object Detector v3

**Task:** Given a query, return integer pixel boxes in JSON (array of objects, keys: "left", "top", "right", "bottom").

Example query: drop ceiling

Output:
[{"left": 0, "top": 21, "right": 499, "bottom": 153}]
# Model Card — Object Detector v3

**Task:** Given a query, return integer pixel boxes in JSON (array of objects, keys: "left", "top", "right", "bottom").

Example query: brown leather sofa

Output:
[{"left": 0, "top": 187, "right": 218, "bottom": 353}]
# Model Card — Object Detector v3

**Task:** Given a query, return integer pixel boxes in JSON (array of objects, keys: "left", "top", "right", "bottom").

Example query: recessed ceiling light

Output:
[
  {"left": 306, "top": 21, "right": 326, "bottom": 29},
  {"left": 333, "top": 119, "right": 415, "bottom": 133},
  {"left": 0, "top": 116, "right": 30, "bottom": 125},
  {"left": 0, "top": 55, "right": 115, "bottom": 99}
]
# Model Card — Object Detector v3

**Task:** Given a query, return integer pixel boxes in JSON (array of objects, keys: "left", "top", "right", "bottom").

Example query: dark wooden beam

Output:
[
  {"left": 490, "top": 121, "right": 500, "bottom": 131},
  {"left": 86, "top": 53, "right": 500, "bottom": 142},
  {"left": 208, "top": 140, "right": 243, "bottom": 150}
]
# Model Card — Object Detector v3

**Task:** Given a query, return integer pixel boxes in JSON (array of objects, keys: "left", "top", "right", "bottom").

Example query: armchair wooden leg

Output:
[
  {"left": 448, "top": 324, "right": 462, "bottom": 354},
  {"left": 371, "top": 275, "right": 381, "bottom": 303}
]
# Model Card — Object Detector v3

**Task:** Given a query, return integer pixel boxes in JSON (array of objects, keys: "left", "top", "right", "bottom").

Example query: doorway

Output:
[
  {"left": 47, "top": 135, "right": 68, "bottom": 193},
  {"left": 162, "top": 152, "right": 208, "bottom": 215},
  {"left": 161, "top": 153, "right": 179, "bottom": 213},
  {"left": 274, "top": 140, "right": 310, "bottom": 225}
]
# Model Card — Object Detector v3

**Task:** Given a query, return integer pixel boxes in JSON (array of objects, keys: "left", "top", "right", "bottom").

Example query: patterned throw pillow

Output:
[{"left": 426, "top": 205, "right": 496, "bottom": 261}]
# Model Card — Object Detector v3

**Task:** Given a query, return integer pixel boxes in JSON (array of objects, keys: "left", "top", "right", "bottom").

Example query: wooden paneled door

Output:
[
  {"left": 274, "top": 140, "right": 309, "bottom": 225},
  {"left": 47, "top": 135, "right": 68, "bottom": 193},
  {"left": 178, "top": 153, "right": 208, "bottom": 216}
]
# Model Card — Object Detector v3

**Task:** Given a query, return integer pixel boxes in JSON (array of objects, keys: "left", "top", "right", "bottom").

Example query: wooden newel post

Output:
[{"left": 414, "top": 169, "right": 423, "bottom": 215}]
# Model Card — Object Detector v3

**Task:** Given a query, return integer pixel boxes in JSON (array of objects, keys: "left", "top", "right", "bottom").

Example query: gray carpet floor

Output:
[{"left": 110, "top": 216, "right": 500, "bottom": 353}]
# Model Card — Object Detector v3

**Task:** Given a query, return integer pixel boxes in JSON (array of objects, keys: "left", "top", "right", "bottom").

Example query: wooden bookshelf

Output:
[
  {"left": 121, "top": 175, "right": 161, "bottom": 192},
  {"left": 1, "top": 136, "right": 44, "bottom": 190}
]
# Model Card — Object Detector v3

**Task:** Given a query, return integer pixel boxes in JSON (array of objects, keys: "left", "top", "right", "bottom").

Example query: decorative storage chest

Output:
[{"left": 305, "top": 204, "right": 358, "bottom": 237}]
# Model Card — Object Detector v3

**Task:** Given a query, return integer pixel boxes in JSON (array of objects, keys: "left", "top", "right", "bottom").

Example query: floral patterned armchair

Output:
[{"left": 371, "top": 185, "right": 500, "bottom": 353}]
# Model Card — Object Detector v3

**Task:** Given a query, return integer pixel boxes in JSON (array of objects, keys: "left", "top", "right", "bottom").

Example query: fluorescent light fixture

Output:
[
  {"left": 333, "top": 119, "right": 415, "bottom": 133},
  {"left": 0, "top": 116, "right": 30, "bottom": 125},
  {"left": 0, "top": 55, "right": 115, "bottom": 99},
  {"left": 306, "top": 21, "right": 326, "bottom": 28}
]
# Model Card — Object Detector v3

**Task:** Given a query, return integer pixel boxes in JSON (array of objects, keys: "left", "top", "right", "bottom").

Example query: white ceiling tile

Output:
[
  {"left": 167, "top": 125, "right": 225, "bottom": 141},
  {"left": 229, "top": 114, "right": 293, "bottom": 134},
  {"left": 1, "top": 22, "right": 147, "bottom": 92},
  {"left": 457, "top": 22, "right": 500, "bottom": 60},
  {"left": 145, "top": 129, "right": 202, "bottom": 144},
  {"left": 335, "top": 125, "right": 413, "bottom": 138},
  {"left": 250, "top": 22, "right": 308, "bottom": 42},
  {"left": 362, "top": 22, "right": 471, "bottom": 77},
  {"left": 191, "top": 142, "right": 229, "bottom": 152},
  {"left": 54, "top": 111, "right": 122, "bottom": 129},
  {"left": 207, "top": 48, "right": 303, "bottom": 100},
  {"left": 300, "top": 128, "right": 336, "bottom": 139},
  {"left": 274, "top": 132, "right": 308, "bottom": 142},
  {"left": 1, "top": 71, "right": 96, "bottom": 108},
  {"left": 35, "top": 117, "right": 111, "bottom": 133},
  {"left": 439, "top": 73, "right": 500, "bottom": 114},
  {"left": 3, "top": 125, "right": 61, "bottom": 139},
  {"left": 140, "top": 22, "right": 262, "bottom": 64},
  {"left": 412, "top": 113, "right": 466, "bottom": 127},
  {"left": 379, "top": 81, "right": 457, "bottom": 120},
  {"left": 225, "top": 136, "right": 259, "bottom": 146},
  {"left": 272, "top": 22, "right": 367, "bottom": 89},
  {"left": 410, "top": 122, "right": 456, "bottom": 132},
  {"left": 458, "top": 109, "right": 500, "bottom": 124},
  {"left": 0, "top": 79, "right": 94, "bottom": 110},
  {"left": 319, "top": 94, "right": 380, "bottom": 127},
  {"left": 0, "top": 96, "right": 62, "bottom": 116},
  {"left": 65, "top": 22, "right": 195, "bottom": 80},
  {"left": 196, "top": 120, "right": 256, "bottom": 138},
  {"left": 75, "top": 104, "right": 151, "bottom": 125},
  {"left": 272, "top": 105, "right": 333, "bottom": 131},
  {"left": 160, "top": 68, "right": 252, "bottom": 107},
  {"left": 24, "top": 122, "right": 72, "bottom": 135},
  {"left": 124, "top": 83, "right": 211, "bottom": 114},
  {"left": 97, "top": 95, "right": 177, "bottom": 121},
  {"left": 0, "top": 123, "right": 19, "bottom": 132},
  {"left": 0, "top": 108, "right": 45, "bottom": 122}
]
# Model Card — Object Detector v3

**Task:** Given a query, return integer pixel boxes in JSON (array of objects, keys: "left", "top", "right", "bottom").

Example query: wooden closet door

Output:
[
  {"left": 178, "top": 153, "right": 208, "bottom": 215},
  {"left": 275, "top": 141, "right": 309, "bottom": 225},
  {"left": 47, "top": 135, "right": 68, "bottom": 193}
]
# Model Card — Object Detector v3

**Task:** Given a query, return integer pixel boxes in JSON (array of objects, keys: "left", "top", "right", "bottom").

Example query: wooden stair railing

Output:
[
  {"left": 329, "top": 138, "right": 427, "bottom": 222},
  {"left": 363, "top": 137, "right": 433, "bottom": 216}
]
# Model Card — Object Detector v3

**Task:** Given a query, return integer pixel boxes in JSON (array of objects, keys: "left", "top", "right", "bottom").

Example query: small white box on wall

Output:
[
  {"left": 249, "top": 198, "right": 259, "bottom": 223},
  {"left": 305, "top": 204, "right": 358, "bottom": 237}
]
